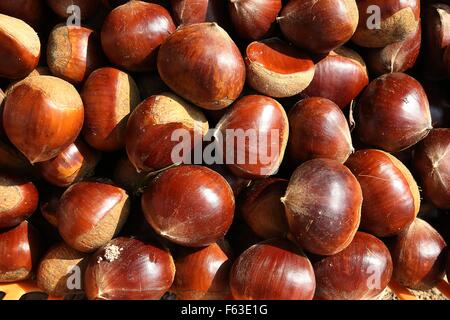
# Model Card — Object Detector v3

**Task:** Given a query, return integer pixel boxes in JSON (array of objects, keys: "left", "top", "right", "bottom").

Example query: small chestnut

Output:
[
  {"left": 170, "top": 0, "right": 227, "bottom": 26},
  {"left": 46, "top": 0, "right": 101, "bottom": 20}
]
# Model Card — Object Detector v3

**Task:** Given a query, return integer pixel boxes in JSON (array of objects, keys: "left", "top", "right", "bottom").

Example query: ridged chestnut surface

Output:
[
  {"left": 84, "top": 237, "right": 175, "bottom": 300},
  {"left": 245, "top": 38, "right": 315, "bottom": 98},
  {"left": 141, "top": 165, "right": 235, "bottom": 247},
  {"left": 356, "top": 73, "right": 432, "bottom": 152},
  {"left": 157, "top": 22, "right": 246, "bottom": 110},
  {"left": 47, "top": 0, "right": 101, "bottom": 19},
  {"left": 229, "top": 239, "right": 316, "bottom": 300},
  {"left": 287, "top": 97, "right": 353, "bottom": 165},
  {"left": 171, "top": 0, "right": 227, "bottom": 26},
  {"left": 346, "top": 149, "right": 420, "bottom": 237},
  {"left": 282, "top": 159, "right": 362, "bottom": 256},
  {"left": 314, "top": 232, "right": 393, "bottom": 300}
]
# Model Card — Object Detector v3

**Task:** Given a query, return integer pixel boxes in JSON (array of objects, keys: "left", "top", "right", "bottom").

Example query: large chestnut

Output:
[
  {"left": 84, "top": 237, "right": 175, "bottom": 300},
  {"left": 355, "top": 73, "right": 432, "bottom": 152},
  {"left": 170, "top": 0, "right": 227, "bottom": 26},
  {"left": 101, "top": 1, "right": 176, "bottom": 71},
  {"left": 46, "top": 0, "right": 101, "bottom": 20},
  {"left": 3, "top": 75, "right": 84, "bottom": 163},
  {"left": 314, "top": 232, "right": 393, "bottom": 300},
  {"left": 245, "top": 38, "right": 315, "bottom": 98},
  {"left": 81, "top": 67, "right": 140, "bottom": 151},
  {"left": 413, "top": 129, "right": 450, "bottom": 209},
  {"left": 157, "top": 22, "right": 246, "bottom": 110},
  {"left": 141, "top": 165, "right": 235, "bottom": 247},
  {"left": 287, "top": 97, "right": 353, "bottom": 165},
  {"left": 58, "top": 182, "right": 130, "bottom": 253},
  {"left": 229, "top": 239, "right": 315, "bottom": 300},
  {"left": 282, "top": 158, "right": 362, "bottom": 256},
  {"left": 278, "top": 0, "right": 359, "bottom": 54}
]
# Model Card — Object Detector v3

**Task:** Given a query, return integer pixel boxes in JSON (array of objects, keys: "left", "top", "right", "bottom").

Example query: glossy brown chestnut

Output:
[
  {"left": 157, "top": 22, "right": 246, "bottom": 110},
  {"left": 0, "top": 14, "right": 40, "bottom": 79},
  {"left": 0, "top": 221, "right": 41, "bottom": 283},
  {"left": 390, "top": 218, "right": 447, "bottom": 290},
  {"left": 209, "top": 165, "right": 251, "bottom": 197},
  {"left": 215, "top": 95, "right": 289, "bottom": 178},
  {"left": 228, "top": 0, "right": 281, "bottom": 40},
  {"left": 278, "top": 0, "right": 359, "bottom": 54},
  {"left": 141, "top": 165, "right": 235, "bottom": 247},
  {"left": 126, "top": 93, "right": 209, "bottom": 172},
  {"left": 355, "top": 73, "right": 432, "bottom": 152},
  {"left": 0, "top": 173, "right": 38, "bottom": 229},
  {"left": 313, "top": 232, "right": 393, "bottom": 300},
  {"left": 0, "top": 0, "right": 48, "bottom": 30},
  {"left": 229, "top": 239, "right": 315, "bottom": 300},
  {"left": 46, "top": 0, "right": 101, "bottom": 20},
  {"left": 58, "top": 182, "right": 130, "bottom": 253},
  {"left": 84, "top": 237, "right": 175, "bottom": 300},
  {"left": 245, "top": 38, "right": 315, "bottom": 98},
  {"left": 282, "top": 158, "right": 362, "bottom": 256},
  {"left": 81, "top": 67, "right": 140, "bottom": 151},
  {"left": 303, "top": 47, "right": 369, "bottom": 109},
  {"left": 37, "top": 243, "right": 90, "bottom": 297},
  {"left": 101, "top": 1, "right": 176, "bottom": 71},
  {"left": 352, "top": 0, "right": 420, "bottom": 48},
  {"left": 413, "top": 129, "right": 450, "bottom": 209},
  {"left": 287, "top": 97, "right": 353, "bottom": 165},
  {"left": 172, "top": 242, "right": 232, "bottom": 300},
  {"left": 3, "top": 76, "right": 84, "bottom": 163},
  {"left": 170, "top": 0, "right": 227, "bottom": 26}
]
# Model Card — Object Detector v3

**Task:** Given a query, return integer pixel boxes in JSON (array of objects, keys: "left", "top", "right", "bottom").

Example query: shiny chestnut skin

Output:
[
  {"left": 230, "top": 239, "right": 315, "bottom": 300},
  {"left": 58, "top": 182, "right": 130, "bottom": 253},
  {"left": 157, "top": 22, "right": 246, "bottom": 110},
  {"left": 390, "top": 218, "right": 447, "bottom": 290},
  {"left": 171, "top": 0, "right": 227, "bottom": 26},
  {"left": 84, "top": 237, "right": 175, "bottom": 300},
  {"left": 81, "top": 67, "right": 140, "bottom": 151},
  {"left": 0, "top": 0, "right": 48, "bottom": 31},
  {"left": 228, "top": 0, "right": 281, "bottom": 40},
  {"left": 46, "top": 0, "right": 101, "bottom": 20},
  {"left": 209, "top": 165, "right": 250, "bottom": 197},
  {"left": 287, "top": 97, "right": 353, "bottom": 165},
  {"left": 314, "top": 232, "right": 393, "bottom": 300},
  {"left": 101, "top": 1, "right": 176, "bottom": 72},
  {"left": 413, "top": 129, "right": 450, "bottom": 209},
  {"left": 142, "top": 165, "right": 235, "bottom": 247},
  {"left": 0, "top": 173, "right": 38, "bottom": 229},
  {"left": 0, "top": 14, "right": 40, "bottom": 79},
  {"left": 346, "top": 149, "right": 420, "bottom": 237},
  {"left": 355, "top": 73, "right": 432, "bottom": 153},
  {"left": 0, "top": 221, "right": 41, "bottom": 283},
  {"left": 282, "top": 158, "right": 362, "bottom": 256},
  {"left": 278, "top": 0, "right": 359, "bottom": 54},
  {"left": 215, "top": 95, "right": 289, "bottom": 178},
  {"left": 3, "top": 76, "right": 84, "bottom": 164},
  {"left": 303, "top": 47, "right": 369, "bottom": 109}
]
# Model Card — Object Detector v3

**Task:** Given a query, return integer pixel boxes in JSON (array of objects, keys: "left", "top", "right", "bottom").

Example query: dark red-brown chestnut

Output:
[
  {"left": 0, "top": 0, "right": 48, "bottom": 30},
  {"left": 209, "top": 165, "right": 251, "bottom": 197},
  {"left": 170, "top": 0, "right": 227, "bottom": 26},
  {"left": 46, "top": 0, "right": 101, "bottom": 20}
]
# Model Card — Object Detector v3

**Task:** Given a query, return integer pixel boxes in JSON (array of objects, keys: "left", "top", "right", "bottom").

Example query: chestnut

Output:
[
  {"left": 282, "top": 158, "right": 362, "bottom": 256},
  {"left": 352, "top": 0, "right": 420, "bottom": 48},
  {"left": 287, "top": 97, "right": 353, "bottom": 165},
  {"left": 84, "top": 237, "right": 175, "bottom": 300},
  {"left": 37, "top": 243, "right": 90, "bottom": 297},
  {"left": 157, "top": 22, "right": 246, "bottom": 110},
  {"left": 303, "top": 47, "right": 369, "bottom": 109},
  {"left": 0, "top": 221, "right": 41, "bottom": 283},
  {"left": 447, "top": 250, "right": 450, "bottom": 281},
  {"left": 40, "top": 188, "right": 63, "bottom": 228},
  {"left": 126, "top": 93, "right": 209, "bottom": 172},
  {"left": 228, "top": 0, "right": 281, "bottom": 40},
  {"left": 0, "top": 0, "right": 48, "bottom": 31},
  {"left": 229, "top": 239, "right": 315, "bottom": 300},
  {"left": 413, "top": 129, "right": 450, "bottom": 209},
  {"left": 170, "top": 0, "right": 227, "bottom": 26},
  {"left": 36, "top": 140, "right": 101, "bottom": 187},
  {"left": 0, "top": 14, "right": 40, "bottom": 79},
  {"left": 81, "top": 67, "right": 140, "bottom": 151},
  {"left": 101, "top": 1, "right": 176, "bottom": 72},
  {"left": 278, "top": 0, "right": 359, "bottom": 54},
  {"left": 390, "top": 218, "right": 447, "bottom": 290},
  {"left": 209, "top": 165, "right": 251, "bottom": 197},
  {"left": 245, "top": 38, "right": 315, "bottom": 98},
  {"left": 141, "top": 165, "right": 235, "bottom": 247},
  {"left": 355, "top": 73, "right": 432, "bottom": 152},
  {"left": 172, "top": 242, "right": 232, "bottom": 300},
  {"left": 215, "top": 95, "right": 289, "bottom": 178},
  {"left": 46, "top": 0, "right": 101, "bottom": 20},
  {"left": 3, "top": 75, "right": 84, "bottom": 163},
  {"left": 58, "top": 181, "right": 130, "bottom": 253},
  {"left": 0, "top": 173, "right": 39, "bottom": 229}
]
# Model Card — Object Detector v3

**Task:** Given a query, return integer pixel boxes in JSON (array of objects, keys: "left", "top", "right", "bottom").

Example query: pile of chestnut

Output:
[{"left": 1, "top": 0, "right": 450, "bottom": 301}]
